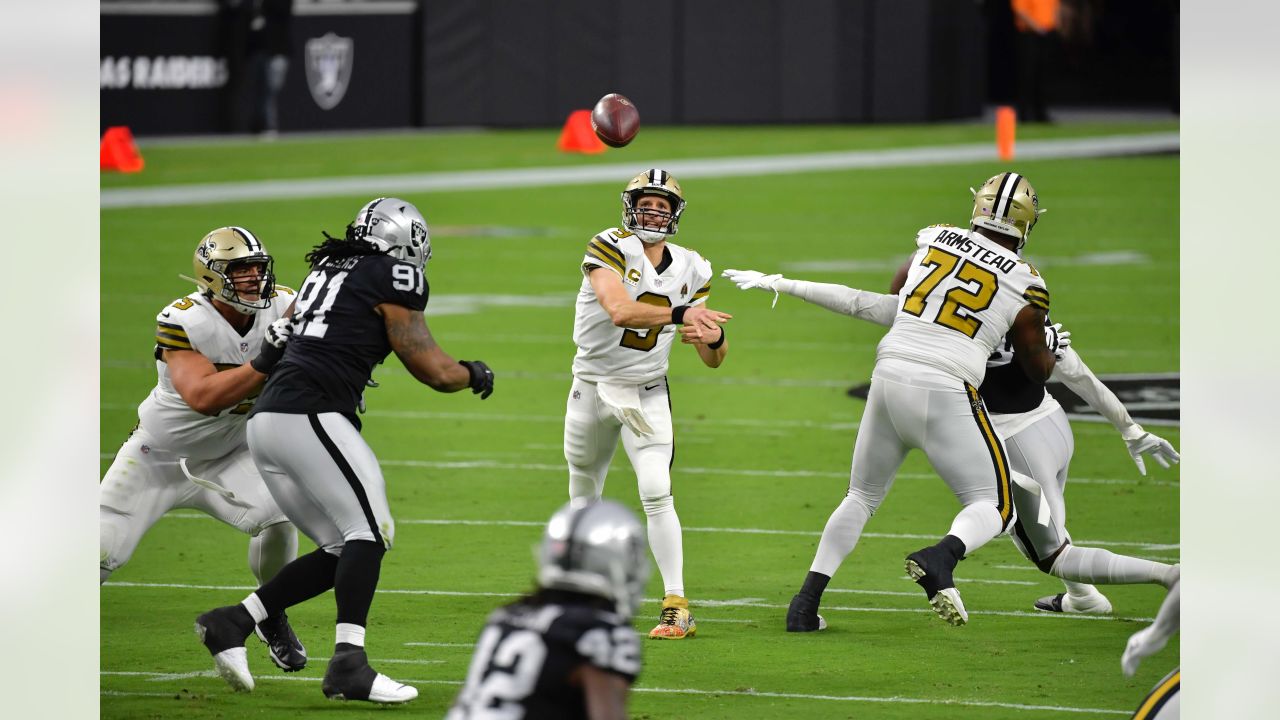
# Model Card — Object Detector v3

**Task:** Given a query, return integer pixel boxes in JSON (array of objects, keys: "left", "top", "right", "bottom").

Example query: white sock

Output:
[
  {"left": 249, "top": 522, "right": 298, "bottom": 584},
  {"left": 1050, "top": 545, "right": 1172, "bottom": 585},
  {"left": 336, "top": 623, "right": 366, "bottom": 647},
  {"left": 241, "top": 592, "right": 269, "bottom": 624},
  {"left": 641, "top": 494, "right": 685, "bottom": 597},
  {"left": 810, "top": 494, "right": 873, "bottom": 577},
  {"left": 946, "top": 504, "right": 1002, "bottom": 555},
  {"left": 1062, "top": 579, "right": 1100, "bottom": 598}
]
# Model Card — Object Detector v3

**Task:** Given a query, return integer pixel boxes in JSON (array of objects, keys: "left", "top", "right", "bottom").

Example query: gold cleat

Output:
[{"left": 648, "top": 594, "right": 697, "bottom": 639}]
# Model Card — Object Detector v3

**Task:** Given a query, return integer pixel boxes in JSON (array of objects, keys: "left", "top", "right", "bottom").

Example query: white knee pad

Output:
[{"left": 640, "top": 493, "right": 675, "bottom": 517}]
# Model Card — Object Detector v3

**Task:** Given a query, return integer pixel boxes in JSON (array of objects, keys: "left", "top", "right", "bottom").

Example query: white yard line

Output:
[
  {"left": 98, "top": 670, "right": 1128, "bottom": 714},
  {"left": 101, "top": 581, "right": 1153, "bottom": 622},
  {"left": 146, "top": 514, "right": 1178, "bottom": 552},
  {"left": 101, "top": 133, "right": 1178, "bottom": 209}
]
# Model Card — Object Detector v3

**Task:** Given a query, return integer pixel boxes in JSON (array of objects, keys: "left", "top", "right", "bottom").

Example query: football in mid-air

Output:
[{"left": 591, "top": 93, "right": 640, "bottom": 148}]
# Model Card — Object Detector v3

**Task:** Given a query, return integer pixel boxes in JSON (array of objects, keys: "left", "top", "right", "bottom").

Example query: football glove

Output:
[
  {"left": 460, "top": 360, "right": 494, "bottom": 399},
  {"left": 1122, "top": 426, "right": 1180, "bottom": 476},
  {"left": 250, "top": 317, "right": 293, "bottom": 373},
  {"left": 1044, "top": 322, "right": 1071, "bottom": 359},
  {"left": 722, "top": 269, "right": 784, "bottom": 307}
]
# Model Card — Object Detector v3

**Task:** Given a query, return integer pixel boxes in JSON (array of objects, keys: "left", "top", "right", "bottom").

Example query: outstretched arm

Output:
[
  {"left": 721, "top": 269, "right": 897, "bottom": 327},
  {"left": 381, "top": 303, "right": 493, "bottom": 397},
  {"left": 1052, "top": 345, "right": 1179, "bottom": 475}
]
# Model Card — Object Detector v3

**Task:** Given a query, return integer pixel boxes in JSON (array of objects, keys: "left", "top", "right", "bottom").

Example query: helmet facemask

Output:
[
  {"left": 621, "top": 169, "right": 686, "bottom": 245},
  {"left": 190, "top": 227, "right": 276, "bottom": 315},
  {"left": 969, "top": 171, "right": 1045, "bottom": 253}
]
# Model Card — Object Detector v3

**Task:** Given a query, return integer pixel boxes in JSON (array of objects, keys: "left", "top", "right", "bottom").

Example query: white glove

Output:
[
  {"left": 722, "top": 269, "right": 784, "bottom": 307},
  {"left": 264, "top": 317, "right": 293, "bottom": 349},
  {"left": 1044, "top": 322, "right": 1071, "bottom": 359},
  {"left": 1122, "top": 427, "right": 1180, "bottom": 476}
]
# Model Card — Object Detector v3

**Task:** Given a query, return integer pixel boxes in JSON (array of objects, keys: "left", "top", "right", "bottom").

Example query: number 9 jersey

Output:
[
  {"left": 253, "top": 253, "right": 428, "bottom": 421},
  {"left": 878, "top": 225, "right": 1050, "bottom": 388}
]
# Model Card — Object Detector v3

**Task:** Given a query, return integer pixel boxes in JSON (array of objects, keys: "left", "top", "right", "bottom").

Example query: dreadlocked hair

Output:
[{"left": 304, "top": 223, "right": 383, "bottom": 268}]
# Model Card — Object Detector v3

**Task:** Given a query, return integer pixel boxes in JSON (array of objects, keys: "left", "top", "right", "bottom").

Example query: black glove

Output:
[
  {"left": 459, "top": 360, "right": 494, "bottom": 399},
  {"left": 249, "top": 318, "right": 292, "bottom": 374}
]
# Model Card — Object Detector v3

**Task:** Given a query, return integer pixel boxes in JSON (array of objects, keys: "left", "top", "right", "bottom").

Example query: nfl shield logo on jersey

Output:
[
  {"left": 240, "top": 342, "right": 250, "bottom": 353},
  {"left": 305, "top": 33, "right": 354, "bottom": 110}
]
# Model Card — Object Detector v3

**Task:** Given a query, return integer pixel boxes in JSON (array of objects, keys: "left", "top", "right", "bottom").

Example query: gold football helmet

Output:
[
  {"left": 621, "top": 168, "right": 687, "bottom": 244},
  {"left": 970, "top": 171, "right": 1045, "bottom": 251},
  {"left": 189, "top": 226, "right": 275, "bottom": 315}
]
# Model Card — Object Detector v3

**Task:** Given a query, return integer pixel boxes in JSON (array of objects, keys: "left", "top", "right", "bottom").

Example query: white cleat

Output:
[
  {"left": 210, "top": 646, "right": 254, "bottom": 692},
  {"left": 930, "top": 587, "right": 969, "bottom": 626},
  {"left": 369, "top": 673, "right": 418, "bottom": 704}
]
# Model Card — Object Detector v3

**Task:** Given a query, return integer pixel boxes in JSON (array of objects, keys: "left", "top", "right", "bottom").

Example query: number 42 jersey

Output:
[
  {"left": 447, "top": 598, "right": 641, "bottom": 720},
  {"left": 878, "top": 225, "right": 1050, "bottom": 388}
]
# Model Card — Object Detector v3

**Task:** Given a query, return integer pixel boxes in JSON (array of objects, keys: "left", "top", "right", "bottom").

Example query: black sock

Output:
[
  {"left": 256, "top": 547, "right": 340, "bottom": 617},
  {"left": 798, "top": 571, "right": 831, "bottom": 600},
  {"left": 334, "top": 540, "right": 386, "bottom": 627},
  {"left": 940, "top": 535, "right": 967, "bottom": 561}
]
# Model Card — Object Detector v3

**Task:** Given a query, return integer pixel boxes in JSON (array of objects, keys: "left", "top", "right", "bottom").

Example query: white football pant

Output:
[
  {"left": 564, "top": 376, "right": 685, "bottom": 598},
  {"left": 99, "top": 427, "right": 295, "bottom": 582},
  {"left": 810, "top": 359, "right": 1013, "bottom": 577}
]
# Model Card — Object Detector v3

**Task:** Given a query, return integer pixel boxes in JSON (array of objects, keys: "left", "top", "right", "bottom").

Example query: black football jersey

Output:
[
  {"left": 253, "top": 253, "right": 428, "bottom": 420},
  {"left": 979, "top": 314, "right": 1053, "bottom": 414},
  {"left": 447, "top": 598, "right": 640, "bottom": 720}
]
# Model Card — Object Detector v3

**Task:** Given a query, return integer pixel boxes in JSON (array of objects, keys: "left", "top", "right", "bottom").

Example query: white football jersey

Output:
[
  {"left": 571, "top": 228, "right": 712, "bottom": 384},
  {"left": 136, "top": 287, "right": 294, "bottom": 460},
  {"left": 877, "top": 225, "right": 1049, "bottom": 388}
]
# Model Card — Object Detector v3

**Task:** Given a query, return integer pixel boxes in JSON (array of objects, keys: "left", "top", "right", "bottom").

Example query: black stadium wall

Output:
[{"left": 100, "top": 0, "right": 1174, "bottom": 137}]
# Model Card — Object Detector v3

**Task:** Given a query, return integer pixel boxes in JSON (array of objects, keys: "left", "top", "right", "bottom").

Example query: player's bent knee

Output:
[
  {"left": 1043, "top": 543, "right": 1071, "bottom": 575},
  {"left": 639, "top": 493, "right": 674, "bottom": 517}
]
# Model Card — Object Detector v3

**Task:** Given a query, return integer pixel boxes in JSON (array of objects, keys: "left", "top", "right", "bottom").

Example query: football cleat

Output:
[
  {"left": 648, "top": 595, "right": 697, "bottom": 639},
  {"left": 322, "top": 647, "right": 418, "bottom": 704},
  {"left": 195, "top": 605, "right": 257, "bottom": 692},
  {"left": 1034, "top": 591, "right": 1113, "bottom": 615},
  {"left": 785, "top": 593, "right": 827, "bottom": 632},
  {"left": 255, "top": 612, "right": 308, "bottom": 672},
  {"left": 906, "top": 546, "right": 968, "bottom": 626}
]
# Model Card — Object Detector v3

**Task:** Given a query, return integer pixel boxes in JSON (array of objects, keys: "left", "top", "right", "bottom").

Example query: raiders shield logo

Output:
[{"left": 304, "top": 33, "right": 354, "bottom": 110}]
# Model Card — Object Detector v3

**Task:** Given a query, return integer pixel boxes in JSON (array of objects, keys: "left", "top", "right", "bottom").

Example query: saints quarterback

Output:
[{"left": 564, "top": 169, "right": 730, "bottom": 640}]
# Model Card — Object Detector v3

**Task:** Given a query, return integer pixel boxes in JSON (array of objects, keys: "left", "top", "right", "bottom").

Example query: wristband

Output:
[
  {"left": 671, "top": 305, "right": 689, "bottom": 325},
  {"left": 707, "top": 327, "right": 726, "bottom": 350}
]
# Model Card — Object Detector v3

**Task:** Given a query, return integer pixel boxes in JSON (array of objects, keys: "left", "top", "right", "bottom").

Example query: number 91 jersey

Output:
[
  {"left": 877, "top": 225, "right": 1050, "bottom": 388},
  {"left": 254, "top": 253, "right": 428, "bottom": 418},
  {"left": 447, "top": 599, "right": 640, "bottom": 720},
  {"left": 571, "top": 227, "right": 713, "bottom": 384}
]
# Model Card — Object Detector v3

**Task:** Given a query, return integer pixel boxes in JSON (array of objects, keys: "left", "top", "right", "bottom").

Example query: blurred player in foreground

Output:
[
  {"left": 448, "top": 499, "right": 649, "bottom": 719},
  {"left": 1122, "top": 579, "right": 1180, "bottom": 719}
]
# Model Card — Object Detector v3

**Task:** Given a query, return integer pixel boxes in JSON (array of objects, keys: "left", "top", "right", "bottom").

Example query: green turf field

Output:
[{"left": 100, "top": 122, "right": 1179, "bottom": 718}]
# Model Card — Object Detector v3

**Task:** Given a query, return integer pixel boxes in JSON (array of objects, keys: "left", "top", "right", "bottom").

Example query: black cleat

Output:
[
  {"left": 195, "top": 605, "right": 256, "bottom": 692},
  {"left": 255, "top": 612, "right": 307, "bottom": 672},
  {"left": 785, "top": 593, "right": 827, "bottom": 632},
  {"left": 905, "top": 545, "right": 968, "bottom": 626},
  {"left": 322, "top": 647, "right": 418, "bottom": 704}
]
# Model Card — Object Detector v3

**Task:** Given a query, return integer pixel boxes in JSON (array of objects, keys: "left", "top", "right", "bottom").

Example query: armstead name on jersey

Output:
[{"left": 926, "top": 227, "right": 1028, "bottom": 276}]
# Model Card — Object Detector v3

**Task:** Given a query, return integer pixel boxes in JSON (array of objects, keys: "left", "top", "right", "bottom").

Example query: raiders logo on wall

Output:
[
  {"left": 847, "top": 373, "right": 1180, "bottom": 426},
  {"left": 304, "top": 32, "right": 354, "bottom": 110}
]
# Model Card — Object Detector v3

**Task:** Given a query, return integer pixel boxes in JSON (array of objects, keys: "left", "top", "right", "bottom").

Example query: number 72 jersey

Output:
[{"left": 877, "top": 225, "right": 1050, "bottom": 388}]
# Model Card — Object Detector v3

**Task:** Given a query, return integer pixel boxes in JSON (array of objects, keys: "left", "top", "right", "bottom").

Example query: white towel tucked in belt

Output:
[{"left": 596, "top": 382, "right": 655, "bottom": 437}]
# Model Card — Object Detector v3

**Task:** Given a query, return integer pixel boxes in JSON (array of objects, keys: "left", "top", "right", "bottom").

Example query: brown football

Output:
[{"left": 590, "top": 93, "right": 640, "bottom": 148}]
